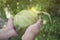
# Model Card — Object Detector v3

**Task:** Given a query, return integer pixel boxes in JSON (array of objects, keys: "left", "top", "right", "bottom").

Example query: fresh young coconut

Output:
[{"left": 14, "top": 10, "right": 38, "bottom": 31}]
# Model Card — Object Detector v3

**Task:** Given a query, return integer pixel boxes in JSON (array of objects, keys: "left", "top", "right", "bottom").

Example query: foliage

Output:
[{"left": 0, "top": 0, "right": 60, "bottom": 40}]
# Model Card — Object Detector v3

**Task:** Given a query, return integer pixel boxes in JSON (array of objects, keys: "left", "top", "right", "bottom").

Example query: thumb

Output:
[
  {"left": 7, "top": 17, "right": 14, "bottom": 28},
  {"left": 35, "top": 17, "right": 42, "bottom": 26}
]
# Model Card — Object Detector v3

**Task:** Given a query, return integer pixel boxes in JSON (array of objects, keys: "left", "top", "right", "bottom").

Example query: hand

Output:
[
  {"left": 0, "top": 17, "right": 17, "bottom": 40},
  {"left": 0, "top": 17, "right": 42, "bottom": 40},
  {"left": 22, "top": 18, "right": 42, "bottom": 40}
]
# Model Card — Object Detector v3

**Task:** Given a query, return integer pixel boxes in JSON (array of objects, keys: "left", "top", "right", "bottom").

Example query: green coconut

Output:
[{"left": 14, "top": 10, "right": 38, "bottom": 31}]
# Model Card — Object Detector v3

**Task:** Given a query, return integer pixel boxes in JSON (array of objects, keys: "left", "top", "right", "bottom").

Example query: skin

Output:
[
  {"left": 22, "top": 18, "right": 42, "bottom": 40},
  {"left": 0, "top": 17, "right": 17, "bottom": 40},
  {"left": 0, "top": 17, "right": 42, "bottom": 40}
]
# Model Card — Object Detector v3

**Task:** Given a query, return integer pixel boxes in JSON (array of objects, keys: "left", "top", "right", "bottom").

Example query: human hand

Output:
[
  {"left": 22, "top": 17, "right": 42, "bottom": 40},
  {"left": 0, "top": 16, "right": 17, "bottom": 40}
]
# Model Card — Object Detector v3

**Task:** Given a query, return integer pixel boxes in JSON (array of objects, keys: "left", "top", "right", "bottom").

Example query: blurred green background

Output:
[{"left": 0, "top": 0, "right": 60, "bottom": 40}]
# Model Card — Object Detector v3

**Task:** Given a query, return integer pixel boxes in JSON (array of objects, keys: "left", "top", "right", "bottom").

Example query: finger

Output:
[
  {"left": 8, "top": 15, "right": 14, "bottom": 20},
  {"left": 7, "top": 17, "right": 14, "bottom": 28},
  {"left": 35, "top": 17, "right": 42, "bottom": 26}
]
